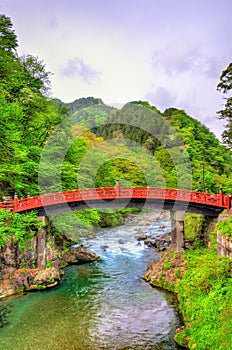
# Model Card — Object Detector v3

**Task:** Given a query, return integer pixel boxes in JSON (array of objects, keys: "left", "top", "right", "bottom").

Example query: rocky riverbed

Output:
[
  {"left": 125, "top": 209, "right": 170, "bottom": 226},
  {"left": 0, "top": 209, "right": 171, "bottom": 299},
  {"left": 125, "top": 209, "right": 172, "bottom": 251}
]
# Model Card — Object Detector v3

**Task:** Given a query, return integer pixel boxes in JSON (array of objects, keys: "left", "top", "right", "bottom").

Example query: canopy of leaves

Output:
[
  {"left": 0, "top": 14, "right": 69, "bottom": 197},
  {"left": 0, "top": 13, "right": 231, "bottom": 200},
  {"left": 0, "top": 209, "right": 40, "bottom": 249},
  {"left": 0, "top": 14, "right": 17, "bottom": 52},
  {"left": 217, "top": 62, "right": 232, "bottom": 148}
]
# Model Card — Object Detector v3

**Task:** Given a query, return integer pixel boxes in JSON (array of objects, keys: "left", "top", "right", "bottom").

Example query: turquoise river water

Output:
[{"left": 0, "top": 223, "right": 182, "bottom": 350}]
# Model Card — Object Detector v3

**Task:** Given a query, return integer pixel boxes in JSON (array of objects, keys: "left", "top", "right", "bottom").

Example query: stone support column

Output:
[
  {"left": 170, "top": 211, "right": 185, "bottom": 252},
  {"left": 37, "top": 216, "right": 49, "bottom": 269}
]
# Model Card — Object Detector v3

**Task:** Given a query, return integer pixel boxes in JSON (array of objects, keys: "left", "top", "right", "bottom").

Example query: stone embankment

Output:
[{"left": 0, "top": 233, "right": 99, "bottom": 298}]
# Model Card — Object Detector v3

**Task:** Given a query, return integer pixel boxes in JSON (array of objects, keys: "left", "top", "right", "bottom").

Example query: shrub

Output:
[
  {"left": 216, "top": 216, "right": 232, "bottom": 237},
  {"left": 0, "top": 209, "right": 41, "bottom": 250}
]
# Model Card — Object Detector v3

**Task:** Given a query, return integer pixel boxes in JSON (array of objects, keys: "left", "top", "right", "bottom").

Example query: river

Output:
[{"left": 0, "top": 223, "right": 182, "bottom": 350}]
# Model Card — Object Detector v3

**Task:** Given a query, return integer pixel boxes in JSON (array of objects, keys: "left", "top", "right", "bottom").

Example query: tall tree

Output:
[
  {"left": 0, "top": 14, "right": 18, "bottom": 52},
  {"left": 0, "top": 14, "right": 68, "bottom": 196},
  {"left": 217, "top": 63, "right": 232, "bottom": 148}
]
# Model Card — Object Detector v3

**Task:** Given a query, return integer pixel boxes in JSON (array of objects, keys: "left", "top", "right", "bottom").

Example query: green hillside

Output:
[
  {"left": 63, "top": 97, "right": 117, "bottom": 132},
  {"left": 63, "top": 99, "right": 232, "bottom": 193},
  {"left": 0, "top": 12, "right": 231, "bottom": 197}
]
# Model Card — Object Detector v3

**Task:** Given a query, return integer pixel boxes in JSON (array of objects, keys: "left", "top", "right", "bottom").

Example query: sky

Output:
[{"left": 1, "top": 0, "right": 231, "bottom": 140}]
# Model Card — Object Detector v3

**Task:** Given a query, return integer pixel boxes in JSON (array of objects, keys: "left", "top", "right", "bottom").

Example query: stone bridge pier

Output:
[
  {"left": 170, "top": 211, "right": 185, "bottom": 252},
  {"left": 170, "top": 211, "right": 221, "bottom": 252}
]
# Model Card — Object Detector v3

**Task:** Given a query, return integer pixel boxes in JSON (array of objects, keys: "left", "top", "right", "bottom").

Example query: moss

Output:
[{"left": 163, "top": 261, "right": 172, "bottom": 270}]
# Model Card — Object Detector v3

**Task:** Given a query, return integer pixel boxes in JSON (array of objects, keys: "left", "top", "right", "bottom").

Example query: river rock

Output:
[
  {"left": 159, "top": 224, "right": 167, "bottom": 229},
  {"left": 138, "top": 220, "right": 152, "bottom": 226},
  {"left": 136, "top": 233, "right": 151, "bottom": 241},
  {"left": 63, "top": 245, "right": 99, "bottom": 263},
  {"left": 144, "top": 238, "right": 157, "bottom": 248},
  {"left": 0, "top": 283, "right": 18, "bottom": 299},
  {"left": 31, "top": 267, "right": 60, "bottom": 286},
  {"left": 133, "top": 227, "right": 144, "bottom": 233},
  {"left": 144, "top": 232, "right": 171, "bottom": 251},
  {"left": 100, "top": 245, "right": 109, "bottom": 250}
]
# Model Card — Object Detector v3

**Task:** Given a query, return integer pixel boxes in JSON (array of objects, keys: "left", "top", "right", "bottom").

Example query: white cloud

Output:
[
  {"left": 152, "top": 43, "right": 223, "bottom": 79},
  {"left": 61, "top": 57, "right": 101, "bottom": 84},
  {"left": 145, "top": 87, "right": 176, "bottom": 110}
]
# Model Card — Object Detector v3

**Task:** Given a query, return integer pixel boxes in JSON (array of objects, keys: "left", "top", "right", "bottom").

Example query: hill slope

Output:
[{"left": 62, "top": 98, "right": 232, "bottom": 193}]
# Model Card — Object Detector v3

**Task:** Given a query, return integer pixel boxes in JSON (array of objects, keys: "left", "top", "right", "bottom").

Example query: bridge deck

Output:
[{"left": 0, "top": 187, "right": 230, "bottom": 216}]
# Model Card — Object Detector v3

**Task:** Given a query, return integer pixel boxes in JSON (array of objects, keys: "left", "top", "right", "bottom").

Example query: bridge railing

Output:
[{"left": 0, "top": 187, "right": 230, "bottom": 213}]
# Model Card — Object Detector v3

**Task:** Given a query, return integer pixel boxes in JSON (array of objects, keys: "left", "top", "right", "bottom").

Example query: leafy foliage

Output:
[
  {"left": 50, "top": 210, "right": 101, "bottom": 242},
  {"left": 176, "top": 249, "right": 232, "bottom": 349},
  {"left": 0, "top": 14, "right": 231, "bottom": 251},
  {"left": 96, "top": 102, "right": 232, "bottom": 193},
  {"left": 217, "top": 62, "right": 232, "bottom": 148},
  {"left": 149, "top": 246, "right": 232, "bottom": 349},
  {"left": 64, "top": 97, "right": 117, "bottom": 133},
  {"left": 0, "top": 15, "right": 67, "bottom": 197},
  {"left": 0, "top": 14, "right": 18, "bottom": 52},
  {"left": 216, "top": 216, "right": 232, "bottom": 237},
  {"left": 0, "top": 209, "right": 41, "bottom": 249}
]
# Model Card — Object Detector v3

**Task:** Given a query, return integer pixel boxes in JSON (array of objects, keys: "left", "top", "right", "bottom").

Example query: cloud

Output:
[
  {"left": 61, "top": 57, "right": 101, "bottom": 84},
  {"left": 152, "top": 44, "right": 222, "bottom": 78},
  {"left": 145, "top": 87, "right": 176, "bottom": 110}
]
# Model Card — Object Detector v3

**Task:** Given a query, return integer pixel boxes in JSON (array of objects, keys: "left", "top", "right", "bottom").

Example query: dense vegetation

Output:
[
  {"left": 217, "top": 62, "right": 232, "bottom": 148},
  {"left": 0, "top": 13, "right": 231, "bottom": 350},
  {"left": 62, "top": 97, "right": 117, "bottom": 133},
  {"left": 216, "top": 215, "right": 232, "bottom": 237},
  {"left": 0, "top": 209, "right": 41, "bottom": 250},
  {"left": 0, "top": 13, "right": 232, "bottom": 199},
  {"left": 145, "top": 219, "right": 232, "bottom": 350},
  {"left": 0, "top": 13, "right": 231, "bottom": 244},
  {"left": 0, "top": 14, "right": 67, "bottom": 197},
  {"left": 176, "top": 249, "right": 231, "bottom": 349}
]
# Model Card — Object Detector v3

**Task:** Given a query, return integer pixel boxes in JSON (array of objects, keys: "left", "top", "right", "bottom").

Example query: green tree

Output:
[
  {"left": 217, "top": 62, "right": 232, "bottom": 148},
  {"left": 0, "top": 14, "right": 18, "bottom": 52},
  {"left": 0, "top": 14, "right": 67, "bottom": 197}
]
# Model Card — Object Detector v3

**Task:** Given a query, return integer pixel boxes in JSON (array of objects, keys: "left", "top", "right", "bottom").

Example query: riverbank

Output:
[
  {"left": 0, "top": 224, "right": 181, "bottom": 350},
  {"left": 0, "top": 208, "right": 167, "bottom": 299},
  {"left": 143, "top": 246, "right": 232, "bottom": 349}
]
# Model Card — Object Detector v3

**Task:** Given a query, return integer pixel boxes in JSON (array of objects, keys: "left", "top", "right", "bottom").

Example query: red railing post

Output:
[
  {"left": 219, "top": 188, "right": 224, "bottom": 206},
  {"left": 227, "top": 195, "right": 232, "bottom": 211},
  {"left": 116, "top": 180, "right": 120, "bottom": 198},
  {"left": 13, "top": 192, "right": 19, "bottom": 213}
]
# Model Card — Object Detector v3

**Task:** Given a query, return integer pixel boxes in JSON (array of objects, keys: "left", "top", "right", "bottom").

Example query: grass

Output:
[
  {"left": 175, "top": 248, "right": 232, "bottom": 349},
  {"left": 146, "top": 246, "right": 232, "bottom": 349}
]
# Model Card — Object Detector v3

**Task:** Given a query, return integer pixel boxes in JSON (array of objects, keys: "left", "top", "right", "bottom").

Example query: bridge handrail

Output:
[{"left": 0, "top": 187, "right": 230, "bottom": 213}]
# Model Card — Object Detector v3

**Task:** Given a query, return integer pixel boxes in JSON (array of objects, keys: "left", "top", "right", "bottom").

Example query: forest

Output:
[
  {"left": 0, "top": 12, "right": 232, "bottom": 238},
  {"left": 0, "top": 14, "right": 231, "bottom": 201},
  {"left": 0, "top": 13, "right": 232, "bottom": 349}
]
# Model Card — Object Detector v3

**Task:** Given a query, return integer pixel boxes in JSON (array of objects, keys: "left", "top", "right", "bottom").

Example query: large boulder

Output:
[
  {"left": 31, "top": 267, "right": 60, "bottom": 287},
  {"left": 62, "top": 245, "right": 99, "bottom": 264}
]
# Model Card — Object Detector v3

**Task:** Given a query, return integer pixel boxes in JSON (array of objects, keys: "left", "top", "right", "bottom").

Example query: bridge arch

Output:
[
  {"left": 6, "top": 186, "right": 230, "bottom": 217},
  {"left": 1, "top": 186, "right": 231, "bottom": 253}
]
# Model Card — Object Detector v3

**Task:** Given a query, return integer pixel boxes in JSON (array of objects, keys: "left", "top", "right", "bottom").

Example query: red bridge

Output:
[{"left": 0, "top": 187, "right": 231, "bottom": 217}]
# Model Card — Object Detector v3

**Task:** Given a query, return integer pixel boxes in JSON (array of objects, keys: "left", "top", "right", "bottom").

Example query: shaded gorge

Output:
[{"left": 0, "top": 224, "right": 182, "bottom": 350}]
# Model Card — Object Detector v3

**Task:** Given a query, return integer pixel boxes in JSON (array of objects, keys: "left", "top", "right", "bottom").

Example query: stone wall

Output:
[
  {"left": 216, "top": 213, "right": 232, "bottom": 259},
  {"left": 0, "top": 216, "right": 99, "bottom": 298},
  {"left": 217, "top": 232, "right": 232, "bottom": 258}
]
